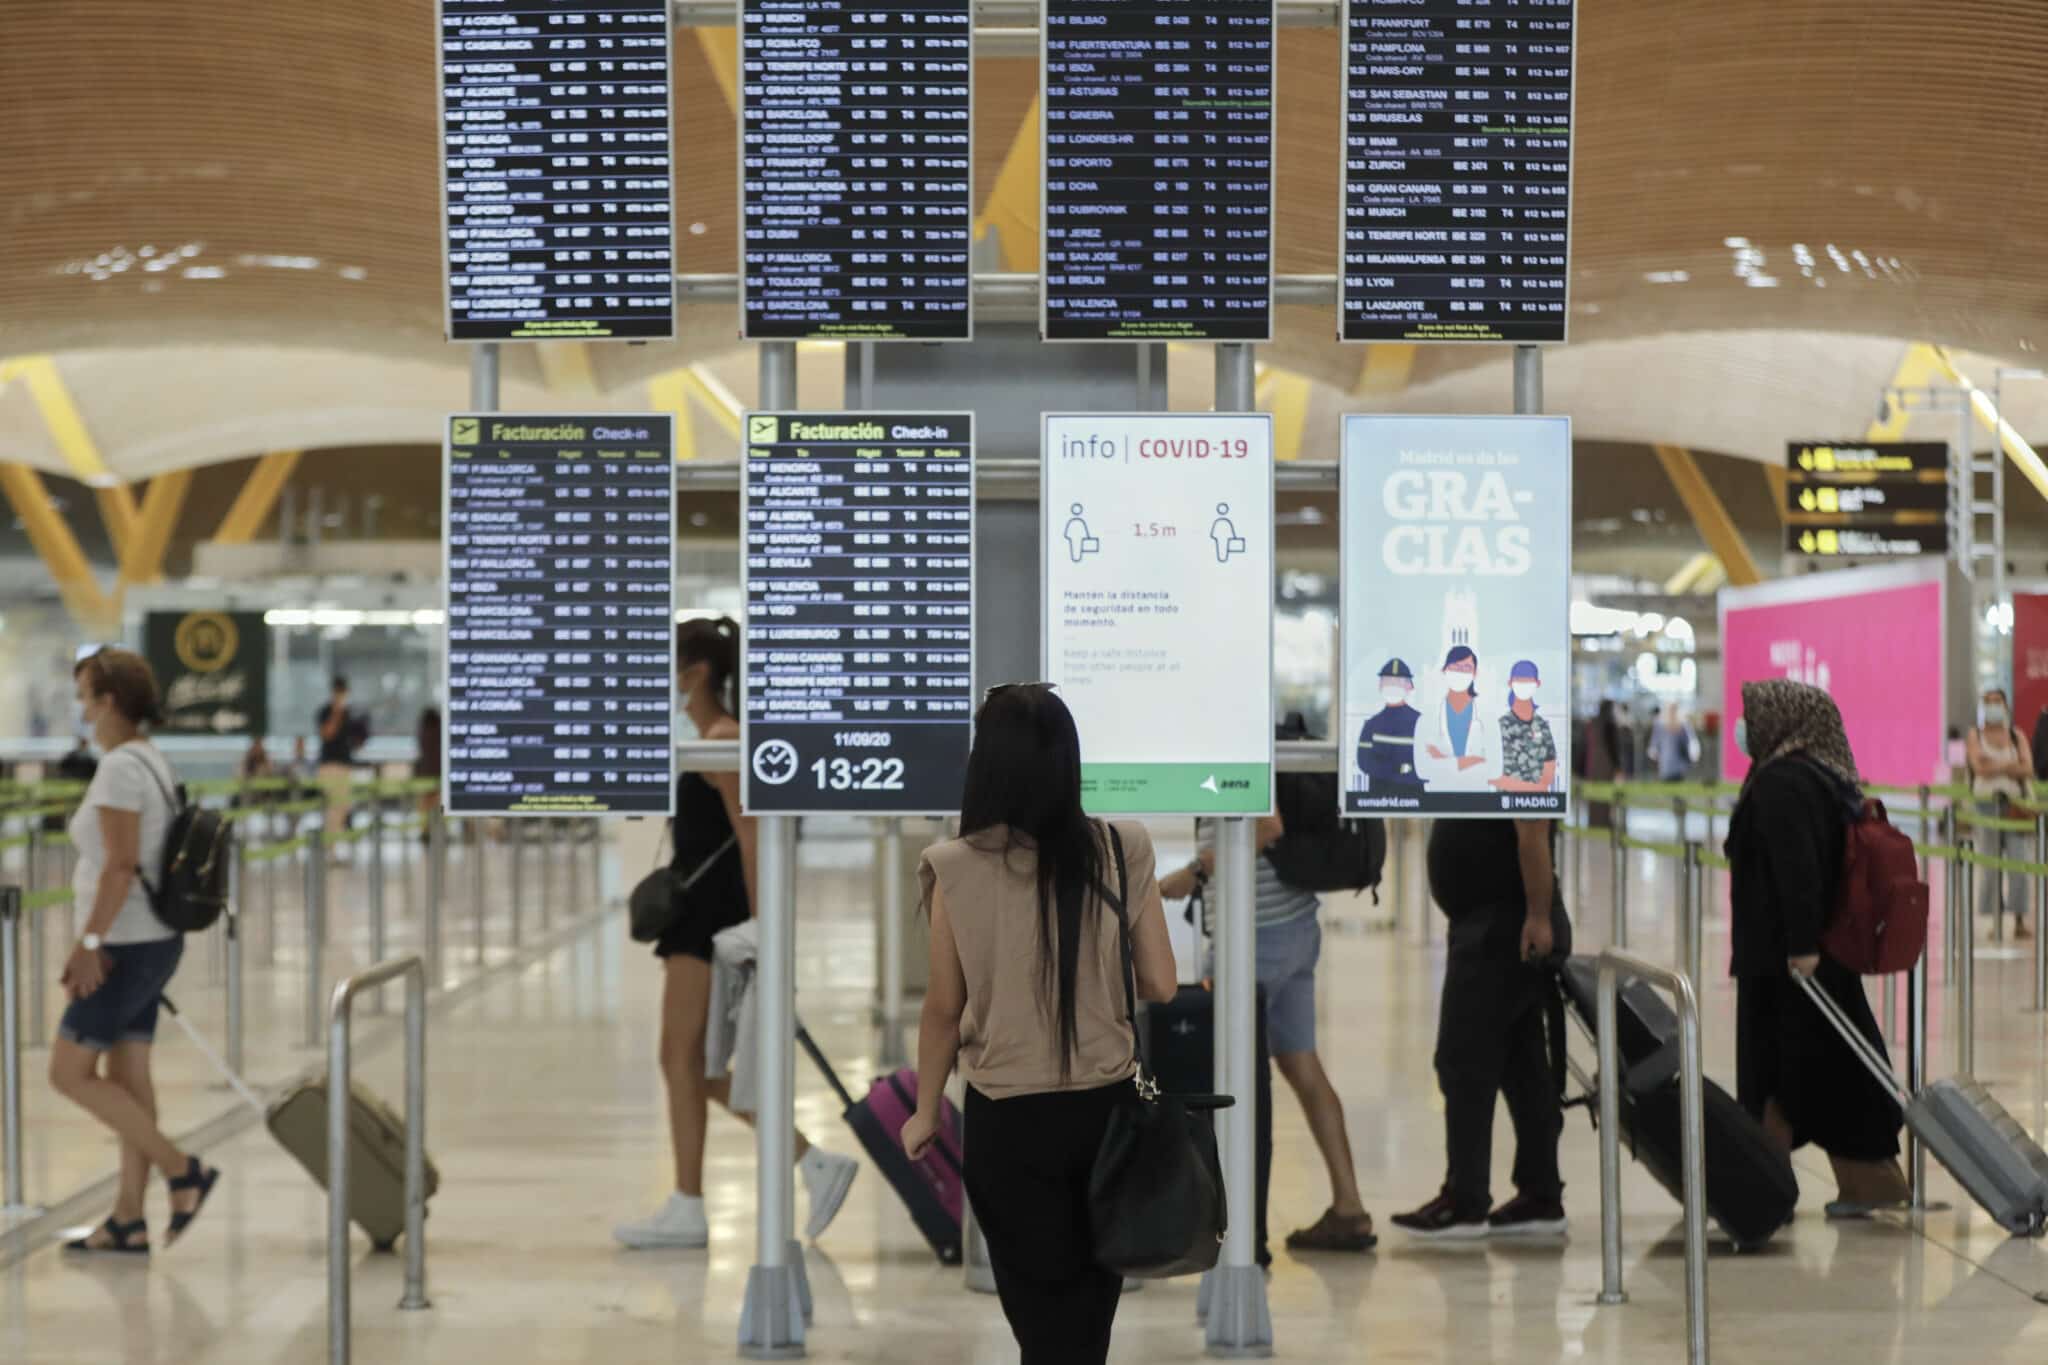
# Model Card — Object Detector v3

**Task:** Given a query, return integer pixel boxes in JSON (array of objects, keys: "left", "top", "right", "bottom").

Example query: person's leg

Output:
[
  {"left": 1273, "top": 1051, "right": 1367, "bottom": 1218},
  {"left": 1436, "top": 958, "right": 1510, "bottom": 1217},
  {"left": 1260, "top": 915, "right": 1368, "bottom": 1224},
  {"left": 705, "top": 1074, "right": 812, "bottom": 1159},
  {"left": 657, "top": 955, "right": 716, "bottom": 1195},
  {"left": 105, "top": 1043, "right": 159, "bottom": 1224},
  {"left": 1498, "top": 1001, "right": 1564, "bottom": 1206},
  {"left": 48, "top": 1039, "right": 186, "bottom": 1179}
]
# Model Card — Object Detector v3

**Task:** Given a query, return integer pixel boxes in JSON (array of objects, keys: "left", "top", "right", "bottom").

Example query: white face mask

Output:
[
  {"left": 1444, "top": 673, "right": 1475, "bottom": 694},
  {"left": 1381, "top": 686, "right": 1409, "bottom": 704},
  {"left": 1511, "top": 682, "right": 1538, "bottom": 701}
]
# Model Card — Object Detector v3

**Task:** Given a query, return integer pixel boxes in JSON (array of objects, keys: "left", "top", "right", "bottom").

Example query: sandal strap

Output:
[{"left": 167, "top": 1157, "right": 206, "bottom": 1191}]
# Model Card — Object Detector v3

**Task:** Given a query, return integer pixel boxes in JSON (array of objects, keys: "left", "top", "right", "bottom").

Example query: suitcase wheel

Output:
[{"left": 371, "top": 1237, "right": 397, "bottom": 1254}]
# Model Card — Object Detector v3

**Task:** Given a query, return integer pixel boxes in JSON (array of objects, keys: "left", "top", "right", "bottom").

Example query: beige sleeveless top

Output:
[{"left": 919, "top": 821, "right": 1154, "bottom": 1100}]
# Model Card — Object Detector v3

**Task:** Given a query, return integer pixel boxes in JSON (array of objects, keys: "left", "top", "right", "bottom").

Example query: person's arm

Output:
[
  {"left": 319, "top": 702, "right": 345, "bottom": 743},
  {"left": 902, "top": 880, "right": 967, "bottom": 1161},
  {"left": 63, "top": 803, "right": 144, "bottom": 999},
  {"left": 1514, "top": 820, "right": 1556, "bottom": 960},
  {"left": 1121, "top": 826, "right": 1178, "bottom": 1003},
  {"left": 704, "top": 718, "right": 758, "bottom": 914},
  {"left": 1964, "top": 726, "right": 1985, "bottom": 778},
  {"left": 1455, "top": 713, "right": 1490, "bottom": 771},
  {"left": 1158, "top": 861, "right": 1203, "bottom": 901}
]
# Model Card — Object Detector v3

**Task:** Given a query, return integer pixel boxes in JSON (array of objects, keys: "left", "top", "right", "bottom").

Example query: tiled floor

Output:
[{"left": 4, "top": 819, "right": 2046, "bottom": 1362}]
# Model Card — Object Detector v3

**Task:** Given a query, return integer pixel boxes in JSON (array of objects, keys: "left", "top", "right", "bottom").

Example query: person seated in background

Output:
[
  {"left": 1393, "top": 815, "right": 1570, "bottom": 1241},
  {"left": 1727, "top": 680, "right": 1908, "bottom": 1214},
  {"left": 1966, "top": 687, "right": 2033, "bottom": 940}
]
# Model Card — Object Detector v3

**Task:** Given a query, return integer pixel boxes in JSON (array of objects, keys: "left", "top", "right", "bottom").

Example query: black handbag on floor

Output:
[
  {"left": 628, "top": 829, "right": 736, "bottom": 943},
  {"left": 1088, "top": 824, "right": 1235, "bottom": 1279}
]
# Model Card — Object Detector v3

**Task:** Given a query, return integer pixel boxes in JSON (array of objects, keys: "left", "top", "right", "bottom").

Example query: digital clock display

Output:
[{"left": 741, "top": 412, "right": 976, "bottom": 814}]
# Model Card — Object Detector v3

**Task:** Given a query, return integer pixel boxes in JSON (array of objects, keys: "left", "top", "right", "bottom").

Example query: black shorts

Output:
[{"left": 653, "top": 897, "right": 749, "bottom": 963}]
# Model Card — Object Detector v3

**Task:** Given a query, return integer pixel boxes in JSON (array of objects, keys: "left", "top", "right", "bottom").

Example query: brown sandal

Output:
[{"left": 1285, "top": 1207, "right": 1378, "bottom": 1253}]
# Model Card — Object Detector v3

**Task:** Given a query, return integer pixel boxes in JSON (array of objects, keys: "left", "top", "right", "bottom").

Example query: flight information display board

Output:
[
  {"left": 1341, "top": 0, "right": 1576, "bottom": 344},
  {"left": 437, "top": 0, "right": 677, "bottom": 342},
  {"left": 443, "top": 414, "right": 675, "bottom": 815},
  {"left": 740, "top": 0, "right": 975, "bottom": 340},
  {"left": 1042, "top": 0, "right": 1276, "bottom": 342},
  {"left": 742, "top": 413, "right": 975, "bottom": 814}
]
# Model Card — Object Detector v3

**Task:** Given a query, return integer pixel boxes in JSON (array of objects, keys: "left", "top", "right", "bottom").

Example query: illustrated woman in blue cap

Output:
[
  {"left": 1418, "top": 645, "right": 1494, "bottom": 791},
  {"left": 1491, "top": 660, "right": 1560, "bottom": 793}
]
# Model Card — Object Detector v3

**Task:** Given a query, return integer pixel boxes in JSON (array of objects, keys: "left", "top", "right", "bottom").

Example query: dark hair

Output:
[
  {"left": 678, "top": 616, "right": 741, "bottom": 714},
  {"left": 1443, "top": 645, "right": 1479, "bottom": 698},
  {"left": 74, "top": 648, "right": 164, "bottom": 727},
  {"left": 332, "top": 675, "right": 349, "bottom": 692},
  {"left": 954, "top": 684, "right": 1108, "bottom": 1082},
  {"left": 1983, "top": 688, "right": 2009, "bottom": 705}
]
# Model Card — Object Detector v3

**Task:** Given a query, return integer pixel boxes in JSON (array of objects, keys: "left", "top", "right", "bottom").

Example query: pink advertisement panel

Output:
[
  {"left": 2012, "top": 593, "right": 2048, "bottom": 739},
  {"left": 1721, "top": 568, "right": 1946, "bottom": 788}
]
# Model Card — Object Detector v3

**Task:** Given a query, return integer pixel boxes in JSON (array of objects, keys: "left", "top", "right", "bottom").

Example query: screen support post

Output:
[{"left": 1203, "top": 341, "right": 1275, "bottom": 1359}]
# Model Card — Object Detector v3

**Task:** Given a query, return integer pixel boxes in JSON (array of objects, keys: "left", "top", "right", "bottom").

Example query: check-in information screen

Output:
[
  {"left": 1042, "top": 414, "right": 1273, "bottom": 815},
  {"left": 444, "top": 414, "right": 675, "bottom": 815}
]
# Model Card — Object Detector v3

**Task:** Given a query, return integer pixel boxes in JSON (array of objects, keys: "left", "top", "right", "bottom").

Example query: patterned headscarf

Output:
[{"left": 1738, "top": 679, "right": 1861, "bottom": 798}]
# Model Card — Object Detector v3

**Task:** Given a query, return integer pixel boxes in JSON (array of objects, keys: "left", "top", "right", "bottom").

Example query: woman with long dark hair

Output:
[
  {"left": 613, "top": 617, "right": 856, "bottom": 1250},
  {"left": 1727, "top": 680, "right": 1906, "bottom": 1212},
  {"left": 900, "top": 684, "right": 1178, "bottom": 1365}
]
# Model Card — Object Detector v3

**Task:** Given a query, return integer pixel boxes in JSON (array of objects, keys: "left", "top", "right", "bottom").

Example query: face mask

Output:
[
  {"left": 1511, "top": 682, "right": 1538, "bottom": 701},
  {"left": 1381, "top": 686, "right": 1408, "bottom": 705},
  {"left": 1733, "top": 718, "right": 1748, "bottom": 757},
  {"left": 1444, "top": 673, "right": 1474, "bottom": 694},
  {"left": 1984, "top": 704, "right": 2009, "bottom": 727}
]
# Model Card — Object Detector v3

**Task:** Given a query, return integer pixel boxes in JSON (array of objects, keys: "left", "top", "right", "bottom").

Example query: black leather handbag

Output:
[
  {"left": 628, "top": 830, "right": 736, "bottom": 943},
  {"left": 1088, "top": 824, "right": 1235, "bottom": 1279}
]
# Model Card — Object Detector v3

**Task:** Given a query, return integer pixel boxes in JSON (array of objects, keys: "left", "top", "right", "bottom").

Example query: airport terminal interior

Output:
[{"left": 4, "top": 2, "right": 2048, "bottom": 1362}]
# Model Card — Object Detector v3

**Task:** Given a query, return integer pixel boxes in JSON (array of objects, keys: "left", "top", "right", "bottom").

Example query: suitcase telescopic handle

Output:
[
  {"left": 794, "top": 1024, "right": 860, "bottom": 1113},
  {"left": 1789, "top": 972, "right": 1913, "bottom": 1109}
]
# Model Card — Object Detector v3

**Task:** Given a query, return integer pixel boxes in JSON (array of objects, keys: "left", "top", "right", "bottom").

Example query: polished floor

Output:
[{"left": 4, "top": 816, "right": 2047, "bottom": 1362}]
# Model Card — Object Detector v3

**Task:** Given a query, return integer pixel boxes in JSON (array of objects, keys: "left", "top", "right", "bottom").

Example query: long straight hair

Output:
[{"left": 956, "top": 685, "right": 1108, "bottom": 1081}]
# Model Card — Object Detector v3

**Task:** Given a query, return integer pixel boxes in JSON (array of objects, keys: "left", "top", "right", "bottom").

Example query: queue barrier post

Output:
[
  {"left": 228, "top": 836, "right": 246, "bottom": 1077},
  {"left": 2, "top": 886, "right": 34, "bottom": 1217},
  {"left": 25, "top": 822, "right": 46, "bottom": 1050},
  {"left": 368, "top": 794, "right": 388, "bottom": 1013},
  {"left": 1942, "top": 806, "right": 1960, "bottom": 985},
  {"left": 1610, "top": 801, "right": 1628, "bottom": 950},
  {"left": 1907, "top": 945, "right": 1929, "bottom": 1210},
  {"left": 327, "top": 955, "right": 430, "bottom": 1365},
  {"left": 425, "top": 806, "right": 446, "bottom": 990},
  {"left": 470, "top": 819, "right": 487, "bottom": 967},
  {"left": 877, "top": 818, "right": 907, "bottom": 1069},
  {"left": 1959, "top": 836, "right": 1976, "bottom": 1078},
  {"left": 1594, "top": 949, "right": 1710, "bottom": 1365},
  {"left": 304, "top": 826, "right": 327, "bottom": 1049}
]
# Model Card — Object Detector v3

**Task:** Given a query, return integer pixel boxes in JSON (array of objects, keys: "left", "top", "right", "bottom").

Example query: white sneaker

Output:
[
  {"left": 801, "top": 1150, "right": 860, "bottom": 1241},
  {"left": 613, "top": 1192, "right": 708, "bottom": 1250}
]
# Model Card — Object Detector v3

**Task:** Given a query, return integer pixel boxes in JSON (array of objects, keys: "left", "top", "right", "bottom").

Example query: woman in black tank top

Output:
[{"left": 612, "top": 618, "right": 856, "bottom": 1251}]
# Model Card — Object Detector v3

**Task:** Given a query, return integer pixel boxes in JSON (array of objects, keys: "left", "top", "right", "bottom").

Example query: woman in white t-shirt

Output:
[{"left": 49, "top": 649, "right": 221, "bottom": 1254}]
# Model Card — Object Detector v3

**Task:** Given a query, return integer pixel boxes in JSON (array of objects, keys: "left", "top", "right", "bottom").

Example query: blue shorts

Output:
[
  {"left": 1256, "top": 912, "right": 1322, "bottom": 1057},
  {"left": 58, "top": 937, "right": 185, "bottom": 1052}
]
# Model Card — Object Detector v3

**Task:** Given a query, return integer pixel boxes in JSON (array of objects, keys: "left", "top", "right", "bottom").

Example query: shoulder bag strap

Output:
[
  {"left": 675, "top": 833, "right": 738, "bottom": 893},
  {"left": 1103, "top": 821, "right": 1146, "bottom": 1075}
]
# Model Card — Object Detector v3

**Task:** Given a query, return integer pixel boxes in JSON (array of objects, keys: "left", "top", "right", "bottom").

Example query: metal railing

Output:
[
  {"left": 327, "top": 955, "right": 430, "bottom": 1365},
  {"left": 1594, "top": 950, "right": 1710, "bottom": 1365}
]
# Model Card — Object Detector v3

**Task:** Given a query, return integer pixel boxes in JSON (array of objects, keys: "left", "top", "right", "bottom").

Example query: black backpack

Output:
[
  {"left": 122, "top": 748, "right": 232, "bottom": 933},
  {"left": 1263, "top": 715, "right": 1387, "bottom": 894}
]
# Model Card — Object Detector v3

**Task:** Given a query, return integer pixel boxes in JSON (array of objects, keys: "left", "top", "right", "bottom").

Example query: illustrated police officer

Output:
[{"left": 1356, "top": 658, "right": 1424, "bottom": 795}]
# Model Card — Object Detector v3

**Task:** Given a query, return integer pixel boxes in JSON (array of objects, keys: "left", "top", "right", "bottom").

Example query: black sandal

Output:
[
  {"left": 65, "top": 1216, "right": 150, "bottom": 1255},
  {"left": 165, "top": 1157, "right": 221, "bottom": 1245}
]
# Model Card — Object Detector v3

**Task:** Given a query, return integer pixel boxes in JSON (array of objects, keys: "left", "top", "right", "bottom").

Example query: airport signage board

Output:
[
  {"left": 1785, "top": 441, "right": 1951, "bottom": 560},
  {"left": 741, "top": 412, "right": 976, "bottom": 814},
  {"left": 1042, "top": 413, "right": 1274, "bottom": 815},
  {"left": 740, "top": 0, "right": 975, "bottom": 340},
  {"left": 1340, "top": 415, "right": 1572, "bottom": 818},
  {"left": 144, "top": 611, "right": 270, "bottom": 738},
  {"left": 1041, "top": 0, "right": 1276, "bottom": 342},
  {"left": 443, "top": 413, "right": 675, "bottom": 815},
  {"left": 1340, "top": 0, "right": 1576, "bottom": 344},
  {"left": 436, "top": 0, "right": 677, "bottom": 342}
]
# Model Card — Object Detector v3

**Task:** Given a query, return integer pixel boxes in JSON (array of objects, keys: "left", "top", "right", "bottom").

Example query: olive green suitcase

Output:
[{"left": 266, "top": 1080, "right": 442, "bottom": 1250}]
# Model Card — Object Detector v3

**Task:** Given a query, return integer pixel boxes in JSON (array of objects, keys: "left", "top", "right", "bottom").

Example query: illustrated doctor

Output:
[{"left": 1416, "top": 645, "right": 1494, "bottom": 791}]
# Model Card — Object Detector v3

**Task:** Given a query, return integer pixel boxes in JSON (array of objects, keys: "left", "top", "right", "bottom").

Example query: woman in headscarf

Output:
[{"left": 1726, "top": 680, "right": 1906, "bottom": 1214}]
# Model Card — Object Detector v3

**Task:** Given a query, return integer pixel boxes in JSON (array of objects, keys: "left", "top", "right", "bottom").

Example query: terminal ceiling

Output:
[{"left": 4, "top": 1, "right": 2048, "bottom": 482}]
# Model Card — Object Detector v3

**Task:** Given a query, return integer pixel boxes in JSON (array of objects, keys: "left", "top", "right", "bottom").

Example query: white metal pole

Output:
[
  {"left": 1, "top": 888, "right": 27, "bottom": 1213},
  {"left": 304, "top": 827, "right": 326, "bottom": 1048},
  {"left": 878, "top": 818, "right": 906, "bottom": 1068}
]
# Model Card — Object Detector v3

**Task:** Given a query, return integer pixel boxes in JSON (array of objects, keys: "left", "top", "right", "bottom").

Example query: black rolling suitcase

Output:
[
  {"left": 1144, "top": 984, "right": 1272, "bottom": 1264},
  {"left": 1558, "top": 957, "right": 1797, "bottom": 1250}
]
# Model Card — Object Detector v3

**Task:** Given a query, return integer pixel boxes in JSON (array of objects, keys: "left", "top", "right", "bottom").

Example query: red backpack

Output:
[{"left": 1820, "top": 793, "right": 1929, "bottom": 974}]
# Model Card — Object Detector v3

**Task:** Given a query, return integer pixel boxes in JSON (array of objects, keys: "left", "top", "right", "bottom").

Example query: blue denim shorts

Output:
[
  {"left": 1256, "top": 912, "right": 1323, "bottom": 1056},
  {"left": 58, "top": 937, "right": 185, "bottom": 1051}
]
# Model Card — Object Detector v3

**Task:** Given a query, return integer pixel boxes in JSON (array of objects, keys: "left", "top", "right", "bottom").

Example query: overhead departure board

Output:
[
  {"left": 742, "top": 413, "right": 975, "bottom": 814},
  {"left": 1341, "top": 0, "right": 1576, "bottom": 344},
  {"left": 437, "top": 0, "right": 676, "bottom": 342},
  {"left": 740, "top": 0, "right": 975, "bottom": 340},
  {"left": 443, "top": 414, "right": 675, "bottom": 815},
  {"left": 1042, "top": 0, "right": 1276, "bottom": 342}
]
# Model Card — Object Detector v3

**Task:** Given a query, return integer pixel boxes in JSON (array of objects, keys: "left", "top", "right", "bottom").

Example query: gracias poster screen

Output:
[{"left": 1340, "top": 415, "right": 1573, "bottom": 819}]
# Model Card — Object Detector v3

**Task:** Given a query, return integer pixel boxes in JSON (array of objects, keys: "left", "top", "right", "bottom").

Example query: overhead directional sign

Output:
[
  {"left": 1341, "top": 0, "right": 1576, "bottom": 344},
  {"left": 740, "top": 0, "right": 975, "bottom": 340},
  {"left": 1785, "top": 440, "right": 1951, "bottom": 560},
  {"left": 1789, "top": 526, "right": 1950, "bottom": 560},
  {"left": 741, "top": 412, "right": 976, "bottom": 814},
  {"left": 436, "top": 0, "right": 677, "bottom": 342},
  {"left": 1042, "top": 413, "right": 1275, "bottom": 814},
  {"left": 1041, "top": 0, "right": 1276, "bottom": 342},
  {"left": 443, "top": 414, "right": 675, "bottom": 815},
  {"left": 145, "top": 611, "right": 269, "bottom": 738}
]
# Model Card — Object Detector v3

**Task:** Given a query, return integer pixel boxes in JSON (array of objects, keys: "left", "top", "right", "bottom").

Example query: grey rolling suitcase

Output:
[{"left": 1794, "top": 974, "right": 2048, "bottom": 1237}]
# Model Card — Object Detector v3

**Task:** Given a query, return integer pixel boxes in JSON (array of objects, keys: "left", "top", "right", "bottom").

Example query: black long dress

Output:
[
  {"left": 1726, "top": 759, "right": 1902, "bottom": 1162},
  {"left": 652, "top": 772, "right": 748, "bottom": 962}
]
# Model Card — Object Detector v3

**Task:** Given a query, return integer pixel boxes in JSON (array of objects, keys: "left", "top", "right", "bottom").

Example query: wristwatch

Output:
[{"left": 80, "top": 932, "right": 104, "bottom": 952}]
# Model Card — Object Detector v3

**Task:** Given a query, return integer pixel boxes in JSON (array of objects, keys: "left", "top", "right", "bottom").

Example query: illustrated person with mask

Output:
[
  {"left": 1355, "top": 658, "right": 1423, "bottom": 796},
  {"left": 1966, "top": 686, "right": 2034, "bottom": 939},
  {"left": 1417, "top": 645, "right": 1493, "bottom": 791},
  {"left": 1491, "top": 661, "right": 1559, "bottom": 793}
]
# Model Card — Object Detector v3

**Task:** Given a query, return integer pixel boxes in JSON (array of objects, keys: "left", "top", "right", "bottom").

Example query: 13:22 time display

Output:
[{"left": 811, "top": 757, "right": 908, "bottom": 792}]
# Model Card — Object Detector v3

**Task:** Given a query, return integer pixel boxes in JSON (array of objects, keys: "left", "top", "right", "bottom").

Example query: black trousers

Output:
[
  {"left": 963, "top": 1081, "right": 1126, "bottom": 1365},
  {"left": 1435, "top": 947, "right": 1564, "bottom": 1218}
]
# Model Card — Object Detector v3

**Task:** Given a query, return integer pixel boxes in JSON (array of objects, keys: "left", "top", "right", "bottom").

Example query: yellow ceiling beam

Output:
[
  {"left": 648, "top": 371, "right": 699, "bottom": 461},
  {"left": 1928, "top": 346, "right": 2048, "bottom": 509},
  {"left": 213, "top": 450, "right": 301, "bottom": 544},
  {"left": 1256, "top": 367, "right": 1312, "bottom": 462},
  {"left": 694, "top": 28, "right": 740, "bottom": 112},
  {"left": 535, "top": 342, "right": 600, "bottom": 396},
  {"left": 115, "top": 469, "right": 193, "bottom": 593},
  {"left": 1761, "top": 462, "right": 1789, "bottom": 523},
  {"left": 0, "top": 355, "right": 138, "bottom": 554},
  {"left": 1652, "top": 443, "right": 1763, "bottom": 587},
  {"left": 0, "top": 463, "right": 114, "bottom": 628},
  {"left": 1864, "top": 342, "right": 1950, "bottom": 442},
  {"left": 1661, "top": 551, "right": 1720, "bottom": 597},
  {"left": 682, "top": 365, "right": 744, "bottom": 440},
  {"left": 979, "top": 94, "right": 1042, "bottom": 272}
]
